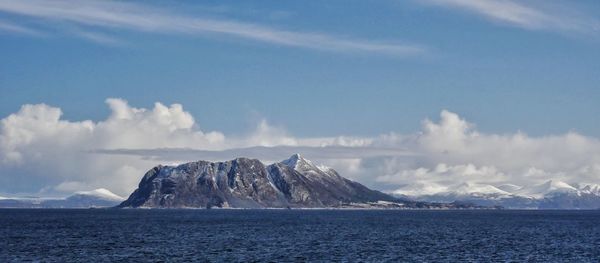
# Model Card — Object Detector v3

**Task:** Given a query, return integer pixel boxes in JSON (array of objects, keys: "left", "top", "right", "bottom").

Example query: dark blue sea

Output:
[{"left": 1, "top": 209, "right": 600, "bottom": 262}]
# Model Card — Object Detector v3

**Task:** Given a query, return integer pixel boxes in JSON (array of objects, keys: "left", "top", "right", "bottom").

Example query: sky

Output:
[{"left": 0, "top": 0, "right": 599, "bottom": 197}]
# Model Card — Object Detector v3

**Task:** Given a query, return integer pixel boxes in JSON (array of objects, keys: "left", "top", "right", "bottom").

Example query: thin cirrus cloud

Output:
[
  {"left": 0, "top": 0, "right": 426, "bottom": 56},
  {"left": 0, "top": 19, "right": 41, "bottom": 35},
  {"left": 70, "top": 30, "right": 124, "bottom": 46},
  {"left": 419, "top": 0, "right": 600, "bottom": 35}
]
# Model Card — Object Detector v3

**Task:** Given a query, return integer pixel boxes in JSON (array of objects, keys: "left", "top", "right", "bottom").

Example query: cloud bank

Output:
[
  {"left": 1, "top": 99, "right": 599, "bottom": 196},
  {"left": 0, "top": 99, "right": 225, "bottom": 195}
]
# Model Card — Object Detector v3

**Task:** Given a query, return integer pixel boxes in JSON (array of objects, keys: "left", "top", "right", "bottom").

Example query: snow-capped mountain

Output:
[
  {"left": 72, "top": 188, "right": 125, "bottom": 202},
  {"left": 120, "top": 154, "right": 396, "bottom": 208},
  {"left": 0, "top": 188, "right": 125, "bottom": 208},
  {"left": 119, "top": 154, "right": 480, "bottom": 209},
  {"left": 514, "top": 180, "right": 578, "bottom": 199},
  {"left": 581, "top": 184, "right": 600, "bottom": 195},
  {"left": 392, "top": 180, "right": 600, "bottom": 209}
]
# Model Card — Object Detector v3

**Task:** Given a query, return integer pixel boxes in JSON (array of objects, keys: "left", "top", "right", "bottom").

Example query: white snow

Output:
[
  {"left": 515, "top": 180, "right": 578, "bottom": 199},
  {"left": 282, "top": 153, "right": 316, "bottom": 171},
  {"left": 392, "top": 183, "right": 449, "bottom": 196},
  {"left": 450, "top": 182, "right": 511, "bottom": 195},
  {"left": 316, "top": 165, "right": 333, "bottom": 173},
  {"left": 73, "top": 188, "right": 125, "bottom": 201},
  {"left": 581, "top": 184, "right": 600, "bottom": 195},
  {"left": 392, "top": 179, "right": 594, "bottom": 200},
  {"left": 496, "top": 184, "right": 522, "bottom": 193},
  {"left": 393, "top": 182, "right": 511, "bottom": 197}
]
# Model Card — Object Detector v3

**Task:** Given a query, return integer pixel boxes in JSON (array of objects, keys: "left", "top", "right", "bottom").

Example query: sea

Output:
[{"left": 1, "top": 209, "right": 599, "bottom": 262}]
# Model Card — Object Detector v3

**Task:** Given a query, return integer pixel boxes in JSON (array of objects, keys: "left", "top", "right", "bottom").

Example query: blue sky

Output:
[
  {"left": 1, "top": 0, "right": 599, "bottom": 137},
  {"left": 1, "top": 0, "right": 600, "bottom": 196}
]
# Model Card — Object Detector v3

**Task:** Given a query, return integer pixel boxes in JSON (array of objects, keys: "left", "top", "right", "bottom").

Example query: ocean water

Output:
[{"left": 1, "top": 209, "right": 600, "bottom": 262}]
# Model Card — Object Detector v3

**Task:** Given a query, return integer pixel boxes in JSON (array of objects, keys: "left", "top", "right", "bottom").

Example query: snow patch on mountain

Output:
[
  {"left": 391, "top": 182, "right": 448, "bottom": 196},
  {"left": 452, "top": 183, "right": 510, "bottom": 195},
  {"left": 282, "top": 153, "right": 314, "bottom": 171},
  {"left": 73, "top": 188, "right": 125, "bottom": 201},
  {"left": 496, "top": 184, "right": 522, "bottom": 193},
  {"left": 514, "top": 180, "right": 578, "bottom": 199},
  {"left": 581, "top": 184, "right": 600, "bottom": 195}
]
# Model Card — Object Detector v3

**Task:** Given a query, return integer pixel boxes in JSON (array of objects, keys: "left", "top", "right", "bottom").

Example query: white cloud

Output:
[
  {"left": 1, "top": 99, "right": 600, "bottom": 197},
  {"left": 0, "top": 98, "right": 226, "bottom": 195},
  {"left": 70, "top": 29, "right": 123, "bottom": 46},
  {"left": 376, "top": 163, "right": 506, "bottom": 186},
  {"left": 420, "top": 0, "right": 600, "bottom": 35},
  {"left": 412, "top": 110, "right": 600, "bottom": 175},
  {"left": 364, "top": 110, "right": 600, "bottom": 191},
  {"left": 0, "top": 0, "right": 426, "bottom": 56},
  {"left": 244, "top": 119, "right": 298, "bottom": 147},
  {"left": 53, "top": 181, "right": 89, "bottom": 193}
]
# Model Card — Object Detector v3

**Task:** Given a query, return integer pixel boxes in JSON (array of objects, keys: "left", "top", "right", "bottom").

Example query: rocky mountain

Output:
[
  {"left": 393, "top": 180, "right": 600, "bottom": 209},
  {"left": 119, "top": 154, "right": 479, "bottom": 209},
  {"left": 0, "top": 188, "right": 125, "bottom": 208}
]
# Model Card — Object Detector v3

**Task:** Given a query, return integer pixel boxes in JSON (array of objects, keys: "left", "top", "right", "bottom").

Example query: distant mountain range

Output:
[
  {"left": 392, "top": 180, "right": 600, "bottom": 209},
  {"left": 118, "top": 154, "right": 477, "bottom": 209},
  {"left": 0, "top": 188, "right": 125, "bottom": 208}
]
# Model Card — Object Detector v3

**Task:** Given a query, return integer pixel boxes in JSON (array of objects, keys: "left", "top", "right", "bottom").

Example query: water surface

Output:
[{"left": 1, "top": 209, "right": 599, "bottom": 262}]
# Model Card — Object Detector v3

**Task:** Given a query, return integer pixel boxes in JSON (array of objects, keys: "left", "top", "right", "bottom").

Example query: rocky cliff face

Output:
[{"left": 119, "top": 154, "right": 400, "bottom": 208}]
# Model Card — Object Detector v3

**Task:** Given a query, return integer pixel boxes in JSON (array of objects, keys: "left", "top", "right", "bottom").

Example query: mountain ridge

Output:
[
  {"left": 118, "top": 154, "right": 479, "bottom": 209},
  {"left": 393, "top": 180, "right": 600, "bottom": 209}
]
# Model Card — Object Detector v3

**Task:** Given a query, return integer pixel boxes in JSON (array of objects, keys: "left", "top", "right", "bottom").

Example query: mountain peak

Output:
[
  {"left": 285, "top": 153, "right": 303, "bottom": 162},
  {"left": 541, "top": 180, "right": 577, "bottom": 191},
  {"left": 281, "top": 153, "right": 314, "bottom": 170}
]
